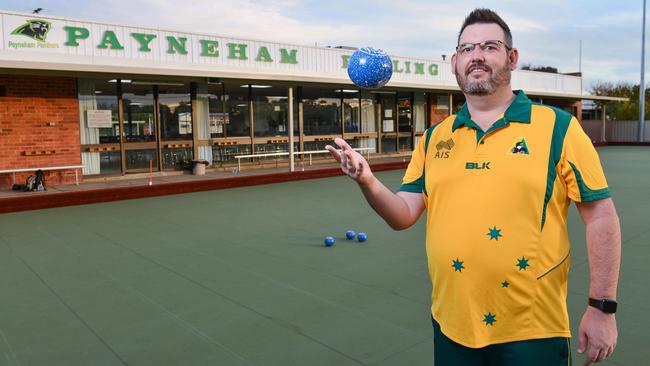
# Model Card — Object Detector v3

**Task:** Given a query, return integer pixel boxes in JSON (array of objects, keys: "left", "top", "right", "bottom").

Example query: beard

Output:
[{"left": 455, "top": 59, "right": 512, "bottom": 96}]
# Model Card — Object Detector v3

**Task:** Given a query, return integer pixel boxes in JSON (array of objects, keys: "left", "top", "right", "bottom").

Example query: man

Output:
[{"left": 326, "top": 8, "right": 621, "bottom": 366}]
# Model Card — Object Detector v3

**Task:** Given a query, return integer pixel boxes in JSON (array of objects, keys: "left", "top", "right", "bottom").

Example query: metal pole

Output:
[
  {"left": 602, "top": 104, "right": 607, "bottom": 142},
  {"left": 640, "top": 0, "right": 647, "bottom": 142},
  {"left": 288, "top": 87, "right": 295, "bottom": 172},
  {"left": 579, "top": 40, "right": 583, "bottom": 96},
  {"left": 579, "top": 40, "right": 582, "bottom": 74}
]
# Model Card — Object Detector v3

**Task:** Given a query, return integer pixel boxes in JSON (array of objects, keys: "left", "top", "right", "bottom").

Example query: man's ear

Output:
[
  {"left": 451, "top": 53, "right": 458, "bottom": 75},
  {"left": 508, "top": 48, "right": 519, "bottom": 70}
]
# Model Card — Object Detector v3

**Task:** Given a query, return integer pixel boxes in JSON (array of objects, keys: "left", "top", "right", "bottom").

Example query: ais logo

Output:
[
  {"left": 434, "top": 138, "right": 454, "bottom": 159},
  {"left": 11, "top": 20, "right": 51, "bottom": 42}
]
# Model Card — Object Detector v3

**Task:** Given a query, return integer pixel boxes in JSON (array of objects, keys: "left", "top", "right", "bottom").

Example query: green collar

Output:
[{"left": 452, "top": 90, "right": 532, "bottom": 132}]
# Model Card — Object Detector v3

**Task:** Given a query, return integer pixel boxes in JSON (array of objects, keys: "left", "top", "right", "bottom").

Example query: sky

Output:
[{"left": 0, "top": 0, "right": 645, "bottom": 91}]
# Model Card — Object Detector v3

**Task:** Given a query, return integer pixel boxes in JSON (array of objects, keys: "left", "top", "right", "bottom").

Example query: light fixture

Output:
[
  {"left": 241, "top": 84, "right": 272, "bottom": 88},
  {"left": 335, "top": 89, "right": 359, "bottom": 93},
  {"left": 95, "top": 91, "right": 103, "bottom": 94},
  {"left": 108, "top": 79, "right": 132, "bottom": 83},
  {"left": 131, "top": 81, "right": 185, "bottom": 86}
]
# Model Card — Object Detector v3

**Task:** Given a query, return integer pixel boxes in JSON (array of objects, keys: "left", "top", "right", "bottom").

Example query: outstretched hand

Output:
[{"left": 325, "top": 138, "right": 374, "bottom": 186}]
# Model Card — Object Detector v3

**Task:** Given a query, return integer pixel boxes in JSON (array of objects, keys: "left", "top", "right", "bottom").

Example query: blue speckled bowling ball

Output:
[{"left": 347, "top": 47, "right": 393, "bottom": 89}]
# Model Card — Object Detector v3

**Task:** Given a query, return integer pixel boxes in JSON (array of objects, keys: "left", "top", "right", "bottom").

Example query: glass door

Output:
[
  {"left": 379, "top": 93, "right": 397, "bottom": 153},
  {"left": 397, "top": 92, "right": 413, "bottom": 151},
  {"left": 158, "top": 83, "right": 193, "bottom": 169},
  {"left": 121, "top": 82, "right": 158, "bottom": 173}
]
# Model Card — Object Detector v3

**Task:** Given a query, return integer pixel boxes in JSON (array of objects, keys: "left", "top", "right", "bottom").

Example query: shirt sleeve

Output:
[
  {"left": 399, "top": 128, "right": 429, "bottom": 193},
  {"left": 559, "top": 118, "right": 610, "bottom": 202}
]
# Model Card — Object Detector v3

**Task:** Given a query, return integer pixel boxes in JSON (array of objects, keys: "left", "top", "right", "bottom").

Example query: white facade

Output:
[{"left": 0, "top": 10, "right": 582, "bottom": 97}]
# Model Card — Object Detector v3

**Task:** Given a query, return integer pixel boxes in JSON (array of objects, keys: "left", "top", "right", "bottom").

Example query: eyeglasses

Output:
[{"left": 456, "top": 40, "right": 512, "bottom": 55}]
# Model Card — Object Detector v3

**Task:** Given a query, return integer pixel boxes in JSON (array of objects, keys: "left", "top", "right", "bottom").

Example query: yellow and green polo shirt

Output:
[{"left": 400, "top": 90, "right": 610, "bottom": 348}]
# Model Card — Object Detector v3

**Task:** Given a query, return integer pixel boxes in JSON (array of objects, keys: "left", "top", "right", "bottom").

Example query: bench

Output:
[
  {"left": 0, "top": 165, "right": 85, "bottom": 186},
  {"left": 233, "top": 148, "right": 373, "bottom": 172}
]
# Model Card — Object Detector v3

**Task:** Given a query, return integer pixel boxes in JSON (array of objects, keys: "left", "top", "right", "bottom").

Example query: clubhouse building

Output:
[{"left": 0, "top": 10, "right": 598, "bottom": 184}]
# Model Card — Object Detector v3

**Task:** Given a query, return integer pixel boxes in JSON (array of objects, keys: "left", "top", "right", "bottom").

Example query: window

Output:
[
  {"left": 225, "top": 84, "right": 250, "bottom": 137},
  {"left": 121, "top": 84, "right": 156, "bottom": 143},
  {"left": 158, "top": 84, "right": 192, "bottom": 141},
  {"left": 414, "top": 93, "right": 427, "bottom": 132},
  {"left": 253, "top": 86, "right": 288, "bottom": 137},
  {"left": 78, "top": 78, "right": 121, "bottom": 175},
  {"left": 360, "top": 91, "right": 376, "bottom": 133},
  {"left": 397, "top": 92, "right": 412, "bottom": 133},
  {"left": 342, "top": 90, "right": 360, "bottom": 133},
  {"left": 302, "top": 87, "right": 341, "bottom": 135}
]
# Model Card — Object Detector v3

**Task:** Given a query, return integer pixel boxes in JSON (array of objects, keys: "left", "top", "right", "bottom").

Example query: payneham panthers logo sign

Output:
[{"left": 11, "top": 20, "right": 52, "bottom": 42}]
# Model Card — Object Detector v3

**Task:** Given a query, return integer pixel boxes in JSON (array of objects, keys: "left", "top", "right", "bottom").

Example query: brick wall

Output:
[
  {"left": 573, "top": 100, "right": 583, "bottom": 124},
  {"left": 0, "top": 75, "right": 80, "bottom": 185},
  {"left": 428, "top": 93, "right": 450, "bottom": 126}
]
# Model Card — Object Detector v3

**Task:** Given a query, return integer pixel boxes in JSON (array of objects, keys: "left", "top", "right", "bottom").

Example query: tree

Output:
[
  {"left": 589, "top": 81, "right": 648, "bottom": 120},
  {"left": 520, "top": 64, "right": 558, "bottom": 73}
]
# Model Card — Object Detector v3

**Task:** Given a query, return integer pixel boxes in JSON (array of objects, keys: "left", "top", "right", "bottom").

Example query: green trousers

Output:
[{"left": 432, "top": 318, "right": 571, "bottom": 365}]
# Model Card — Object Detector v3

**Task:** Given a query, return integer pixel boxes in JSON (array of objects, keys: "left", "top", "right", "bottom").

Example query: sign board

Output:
[{"left": 87, "top": 110, "right": 112, "bottom": 128}]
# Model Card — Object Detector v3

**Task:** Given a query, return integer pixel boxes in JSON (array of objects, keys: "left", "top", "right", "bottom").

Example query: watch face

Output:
[{"left": 602, "top": 300, "right": 618, "bottom": 313}]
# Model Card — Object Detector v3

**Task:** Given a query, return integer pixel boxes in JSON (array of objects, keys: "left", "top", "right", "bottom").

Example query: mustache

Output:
[{"left": 466, "top": 63, "right": 492, "bottom": 75}]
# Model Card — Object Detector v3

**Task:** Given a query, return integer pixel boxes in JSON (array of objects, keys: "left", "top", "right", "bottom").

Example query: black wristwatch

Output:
[{"left": 588, "top": 298, "right": 618, "bottom": 314}]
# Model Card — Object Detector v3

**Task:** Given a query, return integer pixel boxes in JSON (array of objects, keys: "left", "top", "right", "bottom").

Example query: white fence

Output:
[
  {"left": 582, "top": 120, "right": 650, "bottom": 142},
  {"left": 512, "top": 70, "right": 582, "bottom": 97}
]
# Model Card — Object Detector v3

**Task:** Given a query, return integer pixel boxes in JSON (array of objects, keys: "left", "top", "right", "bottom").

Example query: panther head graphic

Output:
[
  {"left": 511, "top": 142, "right": 529, "bottom": 154},
  {"left": 11, "top": 20, "right": 51, "bottom": 42}
]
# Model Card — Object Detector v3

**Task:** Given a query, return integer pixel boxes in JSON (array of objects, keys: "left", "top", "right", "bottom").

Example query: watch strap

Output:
[{"left": 588, "top": 298, "right": 617, "bottom": 314}]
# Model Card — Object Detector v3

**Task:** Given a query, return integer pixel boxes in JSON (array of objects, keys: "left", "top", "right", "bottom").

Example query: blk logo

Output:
[{"left": 465, "top": 162, "right": 491, "bottom": 170}]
